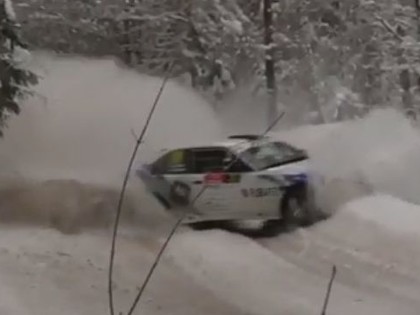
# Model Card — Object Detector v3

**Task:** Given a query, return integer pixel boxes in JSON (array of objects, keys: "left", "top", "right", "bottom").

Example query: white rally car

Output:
[{"left": 135, "top": 134, "right": 324, "bottom": 232}]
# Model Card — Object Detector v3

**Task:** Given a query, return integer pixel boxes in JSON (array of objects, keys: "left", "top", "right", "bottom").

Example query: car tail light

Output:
[
  {"left": 204, "top": 172, "right": 227, "bottom": 184},
  {"left": 204, "top": 172, "right": 241, "bottom": 184}
]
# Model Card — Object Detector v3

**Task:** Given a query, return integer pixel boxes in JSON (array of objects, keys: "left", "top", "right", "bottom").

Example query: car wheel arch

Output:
[{"left": 280, "top": 183, "right": 308, "bottom": 218}]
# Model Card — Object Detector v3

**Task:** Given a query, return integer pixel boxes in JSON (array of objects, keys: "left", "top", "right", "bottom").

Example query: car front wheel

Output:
[{"left": 281, "top": 185, "right": 313, "bottom": 228}]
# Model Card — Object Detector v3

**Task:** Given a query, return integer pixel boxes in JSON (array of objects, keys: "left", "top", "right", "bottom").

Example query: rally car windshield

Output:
[{"left": 239, "top": 141, "right": 307, "bottom": 170}]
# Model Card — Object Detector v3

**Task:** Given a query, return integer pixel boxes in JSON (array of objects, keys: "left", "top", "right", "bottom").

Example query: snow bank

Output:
[
  {"left": 344, "top": 194, "right": 420, "bottom": 240},
  {"left": 167, "top": 227, "right": 420, "bottom": 315},
  {"left": 168, "top": 229, "right": 322, "bottom": 315},
  {"left": 0, "top": 225, "right": 243, "bottom": 315},
  {"left": 307, "top": 193, "right": 420, "bottom": 282}
]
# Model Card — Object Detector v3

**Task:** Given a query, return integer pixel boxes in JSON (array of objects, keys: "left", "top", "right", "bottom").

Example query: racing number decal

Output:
[{"left": 241, "top": 187, "right": 282, "bottom": 198}]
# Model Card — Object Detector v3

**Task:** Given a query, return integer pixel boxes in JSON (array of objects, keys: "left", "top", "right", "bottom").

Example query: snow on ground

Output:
[
  {"left": 258, "top": 194, "right": 420, "bottom": 314},
  {"left": 0, "top": 52, "right": 419, "bottom": 314},
  {"left": 169, "top": 226, "right": 420, "bottom": 315},
  {"left": 0, "top": 225, "right": 244, "bottom": 315},
  {"left": 347, "top": 194, "right": 420, "bottom": 238}
]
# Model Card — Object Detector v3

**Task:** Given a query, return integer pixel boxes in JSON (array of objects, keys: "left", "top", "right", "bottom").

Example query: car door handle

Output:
[{"left": 192, "top": 180, "right": 203, "bottom": 184}]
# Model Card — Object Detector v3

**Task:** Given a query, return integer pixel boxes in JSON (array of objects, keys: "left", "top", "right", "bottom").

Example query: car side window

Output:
[
  {"left": 190, "top": 148, "right": 253, "bottom": 174},
  {"left": 190, "top": 148, "right": 228, "bottom": 173},
  {"left": 151, "top": 149, "right": 190, "bottom": 174}
]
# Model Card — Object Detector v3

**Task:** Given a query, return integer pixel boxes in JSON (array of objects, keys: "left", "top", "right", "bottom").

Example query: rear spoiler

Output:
[{"left": 228, "top": 134, "right": 265, "bottom": 141}]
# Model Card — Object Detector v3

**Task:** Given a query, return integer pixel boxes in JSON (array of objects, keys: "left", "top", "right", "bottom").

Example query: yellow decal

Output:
[{"left": 169, "top": 150, "right": 185, "bottom": 165}]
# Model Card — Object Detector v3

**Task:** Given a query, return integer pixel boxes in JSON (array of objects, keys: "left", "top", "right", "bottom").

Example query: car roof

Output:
[
  {"left": 176, "top": 135, "right": 278, "bottom": 154},
  {"left": 145, "top": 134, "right": 305, "bottom": 163}
]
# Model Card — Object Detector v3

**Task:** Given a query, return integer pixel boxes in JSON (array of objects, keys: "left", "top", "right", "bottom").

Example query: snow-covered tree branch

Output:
[
  {"left": 0, "top": 0, "right": 39, "bottom": 136},
  {"left": 11, "top": 0, "right": 420, "bottom": 122}
]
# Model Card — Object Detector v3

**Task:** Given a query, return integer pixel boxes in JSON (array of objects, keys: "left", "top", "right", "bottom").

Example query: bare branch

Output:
[
  {"left": 374, "top": 14, "right": 403, "bottom": 42},
  {"left": 126, "top": 214, "right": 185, "bottom": 315},
  {"left": 321, "top": 265, "right": 337, "bottom": 315},
  {"left": 107, "top": 64, "right": 173, "bottom": 315},
  {"left": 262, "top": 111, "right": 285, "bottom": 135}
]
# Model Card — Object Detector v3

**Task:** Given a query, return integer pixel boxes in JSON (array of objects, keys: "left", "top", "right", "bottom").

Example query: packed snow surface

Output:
[{"left": 0, "top": 52, "right": 419, "bottom": 314}]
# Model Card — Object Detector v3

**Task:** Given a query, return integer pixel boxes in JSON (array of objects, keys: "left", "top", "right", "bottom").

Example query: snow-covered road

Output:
[
  {"left": 1, "top": 194, "right": 420, "bottom": 315},
  {"left": 0, "top": 53, "right": 420, "bottom": 314}
]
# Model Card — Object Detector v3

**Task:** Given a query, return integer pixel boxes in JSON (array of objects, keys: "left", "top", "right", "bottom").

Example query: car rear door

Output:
[{"left": 140, "top": 147, "right": 235, "bottom": 218}]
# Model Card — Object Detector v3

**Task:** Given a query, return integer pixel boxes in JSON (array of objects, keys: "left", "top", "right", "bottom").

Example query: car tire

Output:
[{"left": 281, "top": 184, "right": 313, "bottom": 228}]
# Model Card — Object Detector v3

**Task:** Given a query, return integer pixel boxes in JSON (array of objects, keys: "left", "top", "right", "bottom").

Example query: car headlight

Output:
[{"left": 283, "top": 173, "right": 308, "bottom": 184}]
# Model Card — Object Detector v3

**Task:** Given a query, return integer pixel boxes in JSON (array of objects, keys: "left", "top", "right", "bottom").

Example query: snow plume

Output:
[
  {"left": 277, "top": 107, "right": 420, "bottom": 214},
  {"left": 0, "top": 51, "right": 223, "bottom": 233},
  {"left": 0, "top": 51, "right": 222, "bottom": 183}
]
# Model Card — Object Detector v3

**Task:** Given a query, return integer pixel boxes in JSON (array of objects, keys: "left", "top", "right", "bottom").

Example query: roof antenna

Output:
[
  {"left": 262, "top": 110, "right": 285, "bottom": 135},
  {"left": 228, "top": 111, "right": 285, "bottom": 141}
]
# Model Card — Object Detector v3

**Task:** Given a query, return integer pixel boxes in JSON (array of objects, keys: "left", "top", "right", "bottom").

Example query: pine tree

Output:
[{"left": 0, "top": 0, "right": 39, "bottom": 136}]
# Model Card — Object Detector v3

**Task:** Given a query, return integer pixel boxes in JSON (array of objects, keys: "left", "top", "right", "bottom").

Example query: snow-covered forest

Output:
[{"left": 12, "top": 0, "right": 420, "bottom": 123}]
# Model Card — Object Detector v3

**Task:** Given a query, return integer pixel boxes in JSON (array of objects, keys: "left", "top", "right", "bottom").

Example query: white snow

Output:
[
  {"left": 167, "top": 228, "right": 420, "bottom": 315},
  {"left": 344, "top": 194, "right": 420, "bottom": 239},
  {"left": 4, "top": 0, "right": 16, "bottom": 21},
  {"left": 221, "top": 18, "right": 243, "bottom": 34}
]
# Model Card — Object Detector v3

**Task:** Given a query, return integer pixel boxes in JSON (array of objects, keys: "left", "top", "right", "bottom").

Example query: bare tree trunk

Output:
[
  {"left": 263, "top": 0, "right": 279, "bottom": 127},
  {"left": 413, "top": 0, "right": 420, "bottom": 119},
  {"left": 122, "top": 0, "right": 139, "bottom": 65},
  {"left": 396, "top": 0, "right": 420, "bottom": 119}
]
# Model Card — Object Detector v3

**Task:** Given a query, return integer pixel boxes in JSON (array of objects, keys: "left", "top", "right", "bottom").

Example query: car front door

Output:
[{"left": 223, "top": 164, "right": 282, "bottom": 220}]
